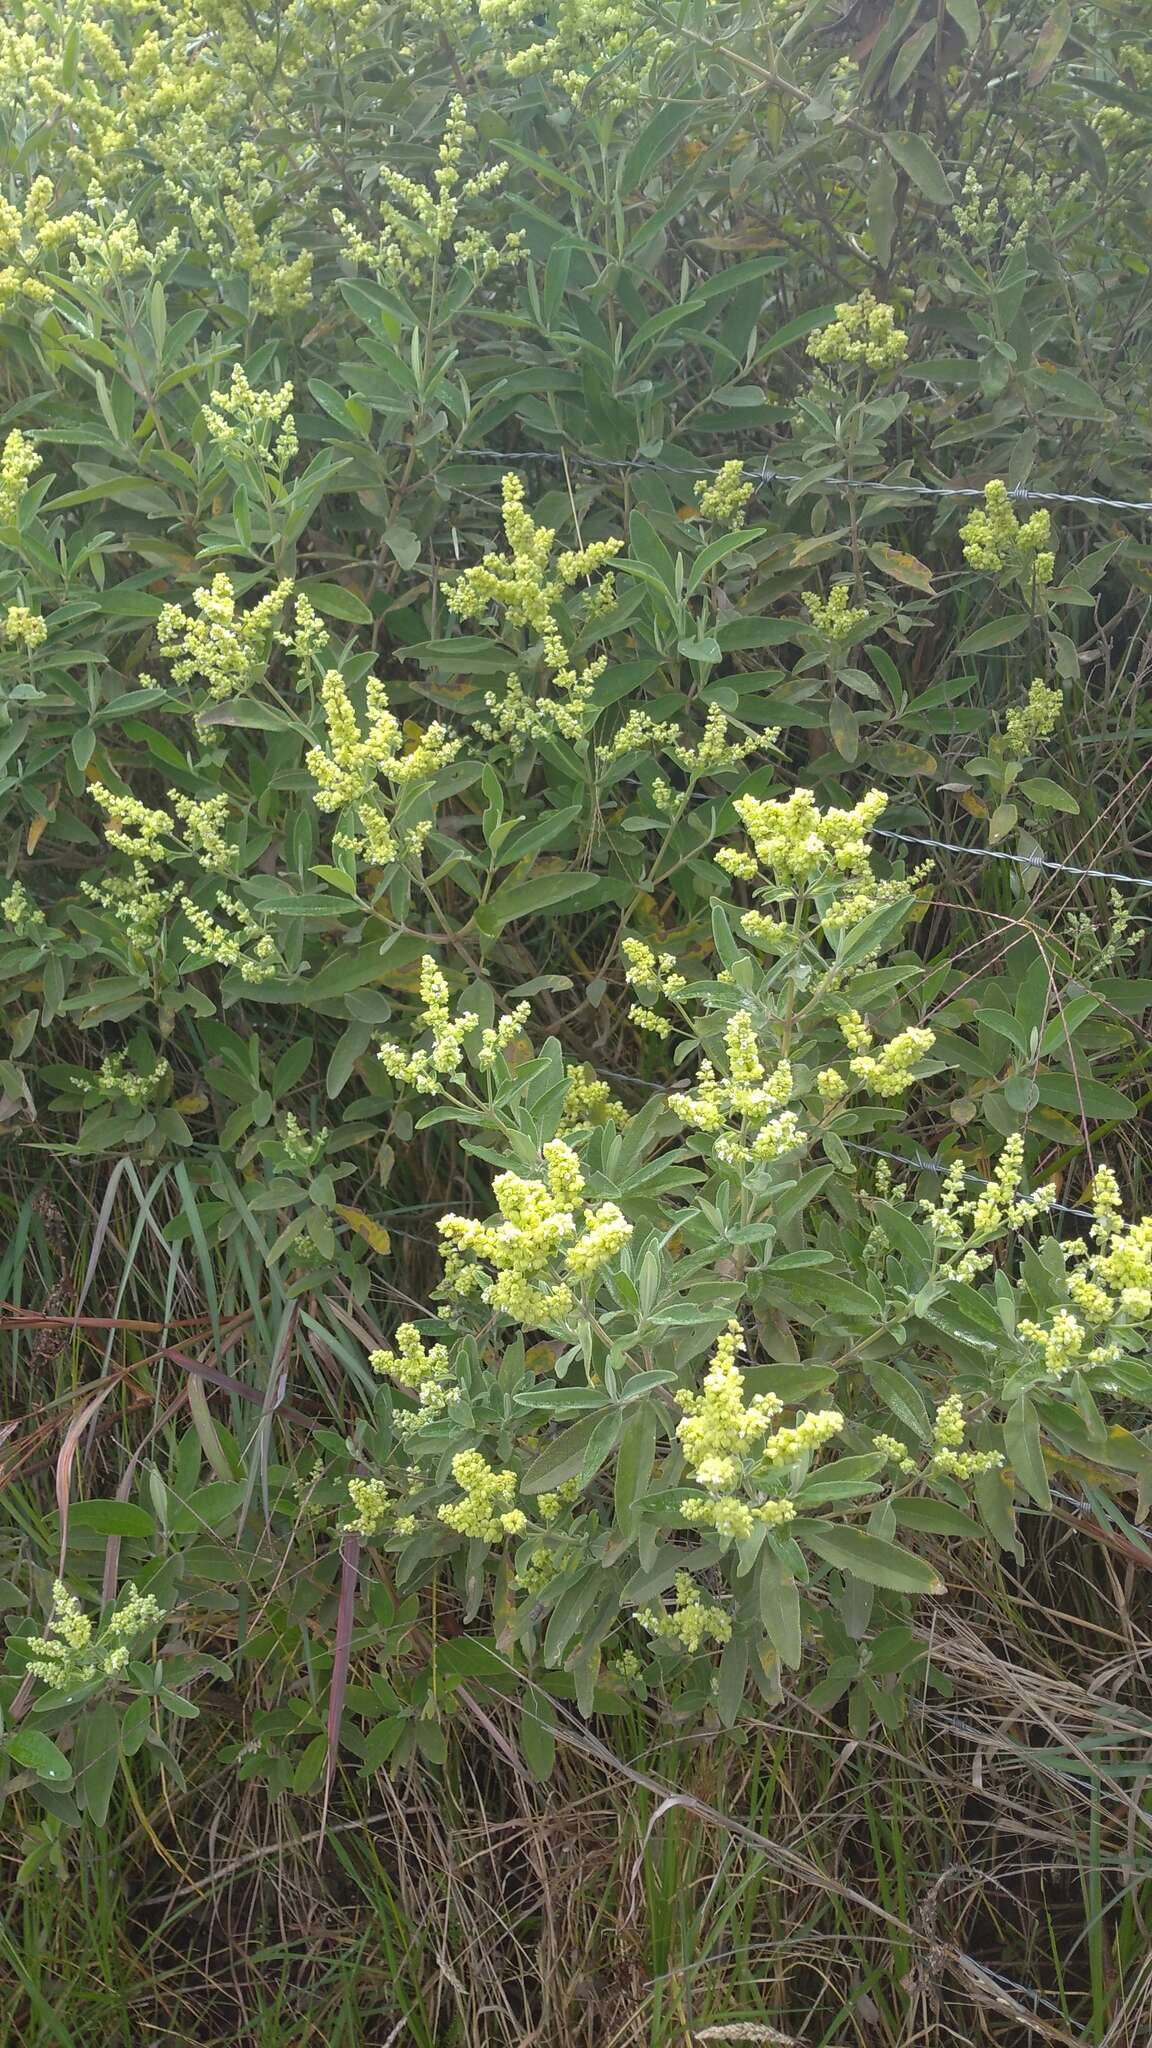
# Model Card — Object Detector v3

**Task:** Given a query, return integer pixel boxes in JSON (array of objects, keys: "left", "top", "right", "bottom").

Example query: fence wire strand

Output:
[{"left": 430, "top": 442, "right": 1152, "bottom": 517}]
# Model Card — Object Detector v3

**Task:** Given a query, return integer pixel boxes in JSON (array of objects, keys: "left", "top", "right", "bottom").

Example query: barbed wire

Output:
[
  {"left": 874, "top": 827, "right": 1152, "bottom": 894},
  {"left": 434, "top": 442, "right": 1152, "bottom": 516}
]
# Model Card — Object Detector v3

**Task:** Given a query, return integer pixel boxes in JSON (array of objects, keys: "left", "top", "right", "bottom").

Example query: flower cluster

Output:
[
  {"left": 1016, "top": 1305, "right": 1093, "bottom": 1378},
  {"left": 88, "top": 781, "right": 274, "bottom": 979},
  {"left": 438, "top": 1140, "right": 632, "bottom": 1325},
  {"left": 345, "top": 1476, "right": 394, "bottom": 1537},
  {"left": 695, "top": 459, "right": 754, "bottom": 528},
  {"left": 723, "top": 785, "right": 926, "bottom": 941},
  {"left": 947, "top": 165, "right": 1055, "bottom": 256},
  {"left": 377, "top": 955, "right": 479, "bottom": 1092},
  {"left": 2, "top": 880, "right": 47, "bottom": 941},
  {"left": 447, "top": 474, "right": 621, "bottom": 747},
  {"left": 836, "top": 1011, "right": 936, "bottom": 1099},
  {"left": 91, "top": 783, "right": 170, "bottom": 863},
  {"left": 180, "top": 893, "right": 278, "bottom": 983},
  {"left": 476, "top": 0, "right": 675, "bottom": 106},
  {"left": 438, "top": 1450, "right": 525, "bottom": 1541},
  {"left": 24, "top": 1580, "right": 161, "bottom": 1691},
  {"left": 637, "top": 1570, "right": 731, "bottom": 1650},
  {"left": 559, "top": 1064, "right": 628, "bottom": 1130},
  {"left": 622, "top": 938, "right": 687, "bottom": 1036},
  {"left": 807, "top": 292, "right": 908, "bottom": 373},
  {"left": 729, "top": 787, "right": 889, "bottom": 891},
  {"left": 674, "top": 1325, "right": 843, "bottom": 1542},
  {"left": 337, "top": 96, "right": 523, "bottom": 284},
  {"left": 0, "top": 175, "right": 82, "bottom": 318},
  {"left": 672, "top": 705, "right": 759, "bottom": 778},
  {"left": 670, "top": 1012, "right": 801, "bottom": 1169},
  {"left": 478, "top": 1004, "right": 532, "bottom": 1068},
  {"left": 1002, "top": 677, "right": 1062, "bottom": 756},
  {"left": 922, "top": 1136, "right": 1055, "bottom": 1279},
  {"left": 95, "top": 1050, "right": 170, "bottom": 1106},
  {"left": 307, "top": 670, "right": 459, "bottom": 857},
  {"left": 927, "top": 1396, "right": 1003, "bottom": 1481},
  {"left": 805, "top": 584, "right": 870, "bottom": 643},
  {"left": 4, "top": 604, "right": 47, "bottom": 649},
  {"left": 599, "top": 709, "right": 679, "bottom": 768},
  {"left": 677, "top": 1320, "right": 779, "bottom": 1482},
  {"left": 370, "top": 1321, "right": 459, "bottom": 1430},
  {"left": 168, "top": 791, "right": 236, "bottom": 873},
  {"left": 960, "top": 481, "right": 1054, "bottom": 590},
  {"left": 158, "top": 574, "right": 293, "bottom": 703},
  {"left": 277, "top": 1112, "right": 328, "bottom": 1168},
  {"left": 0, "top": 429, "right": 39, "bottom": 525},
  {"left": 80, "top": 871, "right": 178, "bottom": 953},
  {"left": 202, "top": 364, "right": 298, "bottom": 473},
  {"left": 874, "top": 1394, "right": 1001, "bottom": 1483}
]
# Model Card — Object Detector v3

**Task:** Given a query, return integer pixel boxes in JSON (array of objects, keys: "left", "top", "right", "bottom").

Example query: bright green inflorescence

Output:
[
  {"left": 370, "top": 1322, "right": 459, "bottom": 1431},
  {"left": 637, "top": 1571, "right": 732, "bottom": 1651},
  {"left": 438, "top": 1139, "right": 632, "bottom": 1326},
  {"left": 960, "top": 481, "right": 1055, "bottom": 590},
  {"left": 25, "top": 1580, "right": 161, "bottom": 1691},
  {"left": 695, "top": 459, "right": 754, "bottom": 528},
  {"left": 675, "top": 1321, "right": 843, "bottom": 1542},
  {"left": 438, "top": 1450, "right": 526, "bottom": 1540},
  {"left": 1002, "top": 677, "right": 1062, "bottom": 756},
  {"left": 807, "top": 291, "right": 908, "bottom": 372},
  {"left": 446, "top": 473, "right": 621, "bottom": 747}
]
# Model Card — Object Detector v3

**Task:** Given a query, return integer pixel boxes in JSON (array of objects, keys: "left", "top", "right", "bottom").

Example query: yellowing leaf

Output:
[
  {"left": 26, "top": 816, "right": 48, "bottom": 854},
  {"left": 866, "top": 543, "right": 935, "bottom": 593},
  {"left": 335, "top": 1206, "right": 391, "bottom": 1255},
  {"left": 174, "top": 1094, "right": 208, "bottom": 1113}
]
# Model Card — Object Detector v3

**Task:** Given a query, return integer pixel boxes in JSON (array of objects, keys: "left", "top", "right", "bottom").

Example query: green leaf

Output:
[
  {"left": 614, "top": 1400, "right": 658, "bottom": 1527},
  {"left": 866, "top": 542, "right": 935, "bottom": 592},
  {"left": 621, "top": 101, "right": 699, "bottom": 191},
  {"left": 716, "top": 1631, "right": 749, "bottom": 1725},
  {"left": 888, "top": 21, "right": 936, "bottom": 96},
  {"left": 475, "top": 873, "right": 604, "bottom": 937},
  {"left": 884, "top": 132, "right": 954, "bottom": 205},
  {"left": 1036, "top": 1075, "right": 1133, "bottom": 1121},
  {"left": 865, "top": 1361, "right": 932, "bottom": 1443},
  {"left": 794, "top": 1522, "right": 945, "bottom": 1594},
  {"left": 69, "top": 1501, "right": 155, "bottom": 1539},
  {"left": 8, "top": 1730, "right": 73, "bottom": 1782},
  {"left": 677, "top": 634, "right": 722, "bottom": 666},
  {"left": 686, "top": 528, "right": 766, "bottom": 595},
  {"left": 944, "top": 0, "right": 980, "bottom": 46},
  {"left": 758, "top": 1554, "right": 801, "bottom": 1668},
  {"left": 757, "top": 305, "right": 837, "bottom": 359},
  {"left": 521, "top": 1413, "right": 611, "bottom": 1493},
  {"left": 519, "top": 1689, "right": 557, "bottom": 1782},
  {"left": 892, "top": 1498, "right": 982, "bottom": 1539},
  {"left": 1017, "top": 777, "right": 1079, "bottom": 814},
  {"left": 74, "top": 1702, "right": 120, "bottom": 1823},
  {"left": 297, "top": 580, "right": 373, "bottom": 624},
  {"left": 1005, "top": 1394, "right": 1051, "bottom": 1509},
  {"left": 1028, "top": 0, "right": 1071, "bottom": 85},
  {"left": 956, "top": 614, "right": 1032, "bottom": 655}
]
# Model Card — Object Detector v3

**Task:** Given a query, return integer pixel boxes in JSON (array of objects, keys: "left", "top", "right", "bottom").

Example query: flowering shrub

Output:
[
  {"left": 1, "top": 0, "right": 1151, "bottom": 1818},
  {"left": 298, "top": 792, "right": 1151, "bottom": 1736}
]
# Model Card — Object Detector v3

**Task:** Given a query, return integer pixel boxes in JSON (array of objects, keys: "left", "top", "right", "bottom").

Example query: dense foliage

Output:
[{"left": 3, "top": 0, "right": 1152, "bottom": 1854}]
